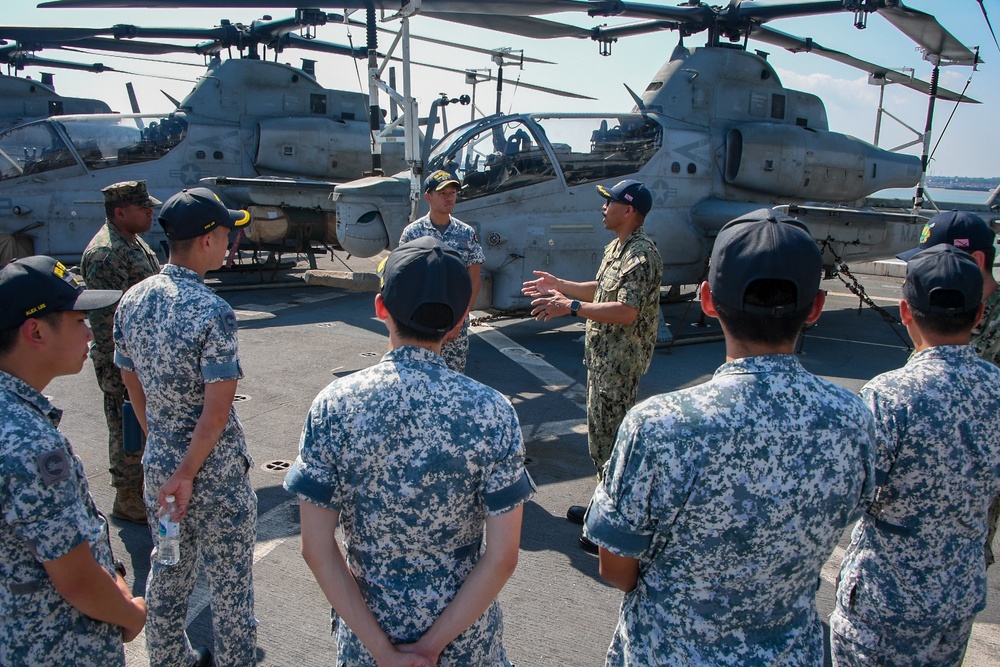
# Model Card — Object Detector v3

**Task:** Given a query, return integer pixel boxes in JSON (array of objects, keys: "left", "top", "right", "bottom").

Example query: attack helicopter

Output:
[{"left": 0, "top": 8, "right": 587, "bottom": 267}]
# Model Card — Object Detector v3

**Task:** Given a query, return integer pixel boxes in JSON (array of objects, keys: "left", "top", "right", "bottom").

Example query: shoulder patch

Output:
[
  {"left": 220, "top": 309, "right": 239, "bottom": 334},
  {"left": 36, "top": 448, "right": 71, "bottom": 486},
  {"left": 621, "top": 255, "right": 648, "bottom": 274}
]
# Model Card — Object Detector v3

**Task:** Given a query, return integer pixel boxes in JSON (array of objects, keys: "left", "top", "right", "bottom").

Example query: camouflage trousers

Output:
[
  {"left": 93, "top": 359, "right": 144, "bottom": 489},
  {"left": 830, "top": 606, "right": 972, "bottom": 667},
  {"left": 986, "top": 492, "right": 999, "bottom": 568},
  {"left": 587, "top": 369, "right": 641, "bottom": 478},
  {"left": 441, "top": 315, "right": 470, "bottom": 374},
  {"left": 143, "top": 466, "right": 258, "bottom": 667}
]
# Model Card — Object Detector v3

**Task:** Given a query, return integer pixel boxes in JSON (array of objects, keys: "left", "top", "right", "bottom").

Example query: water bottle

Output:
[{"left": 156, "top": 495, "right": 180, "bottom": 566}]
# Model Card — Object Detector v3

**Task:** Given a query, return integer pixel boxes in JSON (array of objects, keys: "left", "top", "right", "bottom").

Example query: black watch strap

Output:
[{"left": 114, "top": 560, "right": 127, "bottom": 578}]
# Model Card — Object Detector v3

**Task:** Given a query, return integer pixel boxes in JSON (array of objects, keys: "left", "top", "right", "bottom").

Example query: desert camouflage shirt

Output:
[
  {"left": 285, "top": 345, "right": 535, "bottom": 666},
  {"left": 971, "top": 287, "right": 1000, "bottom": 367},
  {"left": 837, "top": 345, "right": 1000, "bottom": 628},
  {"left": 584, "top": 227, "right": 662, "bottom": 378},
  {"left": 81, "top": 222, "right": 160, "bottom": 365},
  {"left": 0, "top": 371, "right": 123, "bottom": 666},
  {"left": 113, "top": 264, "right": 251, "bottom": 477},
  {"left": 399, "top": 215, "right": 486, "bottom": 268},
  {"left": 585, "top": 354, "right": 875, "bottom": 667}
]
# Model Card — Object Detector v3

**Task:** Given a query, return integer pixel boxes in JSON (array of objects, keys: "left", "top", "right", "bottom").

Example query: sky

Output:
[{"left": 5, "top": 0, "right": 999, "bottom": 179}]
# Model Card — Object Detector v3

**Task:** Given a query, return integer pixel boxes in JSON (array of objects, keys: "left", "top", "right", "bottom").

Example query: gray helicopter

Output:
[{"left": 0, "top": 8, "right": 590, "bottom": 267}]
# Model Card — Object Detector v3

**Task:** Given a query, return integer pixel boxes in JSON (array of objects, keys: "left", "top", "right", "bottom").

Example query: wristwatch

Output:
[
  {"left": 569, "top": 300, "right": 581, "bottom": 317},
  {"left": 114, "top": 560, "right": 127, "bottom": 578}
]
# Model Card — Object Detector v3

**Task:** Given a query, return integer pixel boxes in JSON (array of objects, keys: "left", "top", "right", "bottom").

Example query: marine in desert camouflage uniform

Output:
[
  {"left": 585, "top": 211, "right": 875, "bottom": 666},
  {"left": 0, "top": 256, "right": 145, "bottom": 666},
  {"left": 81, "top": 180, "right": 161, "bottom": 524},
  {"left": 831, "top": 245, "right": 1000, "bottom": 667},
  {"left": 114, "top": 188, "right": 256, "bottom": 667}
]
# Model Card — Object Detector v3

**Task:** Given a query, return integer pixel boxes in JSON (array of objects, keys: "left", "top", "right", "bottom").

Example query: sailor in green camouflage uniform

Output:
[
  {"left": 832, "top": 244, "right": 1000, "bottom": 667},
  {"left": 114, "top": 189, "right": 256, "bottom": 667},
  {"left": 584, "top": 211, "right": 875, "bottom": 666},
  {"left": 81, "top": 180, "right": 161, "bottom": 524},
  {"left": 896, "top": 210, "right": 1000, "bottom": 567},
  {"left": 1, "top": 256, "right": 146, "bottom": 666}
]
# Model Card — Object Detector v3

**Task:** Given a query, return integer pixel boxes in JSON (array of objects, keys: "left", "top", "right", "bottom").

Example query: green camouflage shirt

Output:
[
  {"left": 584, "top": 226, "right": 663, "bottom": 377},
  {"left": 971, "top": 286, "right": 1000, "bottom": 368},
  {"left": 81, "top": 223, "right": 160, "bottom": 365}
]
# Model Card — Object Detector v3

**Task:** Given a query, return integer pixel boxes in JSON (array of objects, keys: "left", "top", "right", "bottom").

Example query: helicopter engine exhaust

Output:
[{"left": 725, "top": 123, "right": 921, "bottom": 201}]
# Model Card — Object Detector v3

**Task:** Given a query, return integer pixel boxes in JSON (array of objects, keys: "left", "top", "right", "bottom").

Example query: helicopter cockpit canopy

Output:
[
  {"left": 426, "top": 114, "right": 663, "bottom": 201},
  {"left": 0, "top": 113, "right": 188, "bottom": 180}
]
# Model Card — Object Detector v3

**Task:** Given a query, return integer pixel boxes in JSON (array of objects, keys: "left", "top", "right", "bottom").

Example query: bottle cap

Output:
[{"left": 165, "top": 495, "right": 176, "bottom": 503}]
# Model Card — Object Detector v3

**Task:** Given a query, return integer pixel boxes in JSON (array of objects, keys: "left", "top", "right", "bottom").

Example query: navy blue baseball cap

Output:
[
  {"left": 709, "top": 209, "right": 822, "bottom": 317},
  {"left": 378, "top": 237, "right": 471, "bottom": 335},
  {"left": 896, "top": 210, "right": 995, "bottom": 261},
  {"left": 596, "top": 179, "right": 652, "bottom": 216},
  {"left": 423, "top": 170, "right": 461, "bottom": 193},
  {"left": 0, "top": 255, "right": 122, "bottom": 330},
  {"left": 158, "top": 187, "right": 250, "bottom": 241},
  {"left": 903, "top": 244, "right": 983, "bottom": 316}
]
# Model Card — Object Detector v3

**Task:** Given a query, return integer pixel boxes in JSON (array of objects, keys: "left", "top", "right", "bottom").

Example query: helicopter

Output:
[
  {"left": 319, "top": 0, "right": 996, "bottom": 309},
  {"left": 0, "top": 9, "right": 589, "bottom": 267}
]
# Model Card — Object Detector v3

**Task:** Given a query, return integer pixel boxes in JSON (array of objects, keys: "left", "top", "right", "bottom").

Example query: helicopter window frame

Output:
[
  {"left": 56, "top": 114, "right": 189, "bottom": 172},
  {"left": 0, "top": 121, "right": 80, "bottom": 180},
  {"left": 426, "top": 118, "right": 558, "bottom": 201}
]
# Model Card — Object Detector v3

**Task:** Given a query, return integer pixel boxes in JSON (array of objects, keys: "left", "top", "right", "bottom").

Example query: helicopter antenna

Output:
[{"left": 623, "top": 83, "right": 648, "bottom": 118}]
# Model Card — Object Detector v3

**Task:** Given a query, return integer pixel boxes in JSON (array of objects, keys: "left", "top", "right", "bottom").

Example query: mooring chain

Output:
[{"left": 821, "top": 238, "right": 913, "bottom": 351}]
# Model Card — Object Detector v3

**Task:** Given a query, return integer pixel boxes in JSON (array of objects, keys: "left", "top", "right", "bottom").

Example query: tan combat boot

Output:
[{"left": 112, "top": 487, "right": 148, "bottom": 525}]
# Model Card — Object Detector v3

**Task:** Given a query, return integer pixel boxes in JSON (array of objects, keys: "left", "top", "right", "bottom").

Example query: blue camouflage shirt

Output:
[
  {"left": 0, "top": 371, "right": 123, "bottom": 666},
  {"left": 113, "top": 263, "right": 251, "bottom": 477},
  {"left": 285, "top": 346, "right": 534, "bottom": 666},
  {"left": 585, "top": 354, "right": 876, "bottom": 666},
  {"left": 836, "top": 345, "right": 1000, "bottom": 629},
  {"left": 398, "top": 214, "right": 486, "bottom": 268}
]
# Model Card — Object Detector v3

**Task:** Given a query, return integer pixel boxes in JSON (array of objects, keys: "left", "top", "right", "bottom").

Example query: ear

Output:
[
  {"left": 21, "top": 317, "right": 48, "bottom": 349},
  {"left": 899, "top": 298, "right": 913, "bottom": 326},
  {"left": 970, "top": 249, "right": 989, "bottom": 272},
  {"left": 423, "top": 190, "right": 432, "bottom": 204},
  {"left": 373, "top": 293, "right": 390, "bottom": 322},
  {"left": 699, "top": 281, "right": 717, "bottom": 319},
  {"left": 973, "top": 300, "right": 986, "bottom": 330},
  {"left": 803, "top": 290, "right": 826, "bottom": 325}
]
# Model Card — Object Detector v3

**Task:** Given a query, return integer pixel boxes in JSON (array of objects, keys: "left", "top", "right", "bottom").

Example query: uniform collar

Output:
[
  {"left": 161, "top": 263, "right": 204, "bottom": 283},
  {"left": 382, "top": 345, "right": 448, "bottom": 369},
  {"left": 714, "top": 354, "right": 805, "bottom": 378},
  {"left": 0, "top": 370, "right": 62, "bottom": 427},
  {"left": 906, "top": 344, "right": 978, "bottom": 366}
]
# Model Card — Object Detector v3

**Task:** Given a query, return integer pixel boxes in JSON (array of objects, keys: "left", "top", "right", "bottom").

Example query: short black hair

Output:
[
  {"left": 712, "top": 279, "right": 813, "bottom": 344},
  {"left": 390, "top": 303, "right": 452, "bottom": 344},
  {"left": 167, "top": 236, "right": 200, "bottom": 255},
  {"left": 908, "top": 290, "right": 980, "bottom": 336},
  {"left": 0, "top": 310, "right": 63, "bottom": 355}
]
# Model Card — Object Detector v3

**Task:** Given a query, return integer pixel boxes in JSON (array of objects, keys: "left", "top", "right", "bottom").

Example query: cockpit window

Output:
[
  {"left": 532, "top": 115, "right": 662, "bottom": 186},
  {"left": 0, "top": 123, "right": 77, "bottom": 179},
  {"left": 61, "top": 114, "right": 188, "bottom": 170},
  {"left": 426, "top": 119, "right": 555, "bottom": 200}
]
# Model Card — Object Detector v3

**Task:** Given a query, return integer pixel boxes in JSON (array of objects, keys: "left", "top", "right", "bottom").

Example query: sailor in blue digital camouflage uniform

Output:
[
  {"left": 0, "top": 255, "right": 146, "bottom": 666},
  {"left": 895, "top": 210, "right": 1000, "bottom": 569},
  {"left": 114, "top": 188, "right": 257, "bottom": 667},
  {"left": 830, "top": 244, "right": 1000, "bottom": 667},
  {"left": 398, "top": 170, "right": 486, "bottom": 373},
  {"left": 583, "top": 210, "right": 876, "bottom": 666},
  {"left": 285, "top": 236, "right": 535, "bottom": 667}
]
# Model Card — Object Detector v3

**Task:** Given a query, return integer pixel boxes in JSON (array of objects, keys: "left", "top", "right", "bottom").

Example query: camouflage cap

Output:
[{"left": 101, "top": 180, "right": 162, "bottom": 208}]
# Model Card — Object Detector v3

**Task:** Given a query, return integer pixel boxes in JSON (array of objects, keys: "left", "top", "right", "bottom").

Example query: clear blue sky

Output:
[{"left": 6, "top": 0, "right": 998, "bottom": 178}]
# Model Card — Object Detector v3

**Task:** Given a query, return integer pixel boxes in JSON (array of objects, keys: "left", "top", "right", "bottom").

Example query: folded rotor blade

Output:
[
  {"left": 55, "top": 36, "right": 220, "bottom": 56},
  {"left": 593, "top": 19, "right": 680, "bottom": 41},
  {"left": 426, "top": 13, "right": 593, "bottom": 39},
  {"left": 731, "top": 1, "right": 852, "bottom": 23},
  {"left": 0, "top": 26, "right": 124, "bottom": 41},
  {"left": 753, "top": 25, "right": 979, "bottom": 104},
  {"left": 405, "top": 58, "right": 596, "bottom": 100},
  {"left": 39, "top": 0, "right": 588, "bottom": 14},
  {"left": 273, "top": 33, "right": 366, "bottom": 59},
  {"left": 877, "top": 2, "right": 978, "bottom": 65}
]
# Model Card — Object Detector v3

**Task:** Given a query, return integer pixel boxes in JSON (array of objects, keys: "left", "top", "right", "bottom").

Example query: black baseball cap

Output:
[
  {"left": 903, "top": 244, "right": 983, "bottom": 316},
  {"left": 896, "top": 210, "right": 996, "bottom": 261},
  {"left": 596, "top": 179, "right": 652, "bottom": 216},
  {"left": 423, "top": 170, "right": 461, "bottom": 193},
  {"left": 708, "top": 209, "right": 822, "bottom": 317},
  {"left": 378, "top": 237, "right": 471, "bottom": 335},
  {"left": 158, "top": 187, "right": 250, "bottom": 241},
  {"left": 0, "top": 255, "right": 122, "bottom": 330}
]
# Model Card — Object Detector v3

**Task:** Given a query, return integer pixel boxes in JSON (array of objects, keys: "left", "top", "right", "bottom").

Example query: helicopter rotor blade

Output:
[
  {"left": 876, "top": 2, "right": 978, "bottom": 65},
  {"left": 49, "top": 36, "right": 220, "bottom": 56},
  {"left": 0, "top": 26, "right": 128, "bottom": 42},
  {"left": 37, "top": 0, "right": 589, "bottom": 14},
  {"left": 593, "top": 19, "right": 682, "bottom": 41},
  {"left": 271, "top": 33, "right": 366, "bottom": 59},
  {"left": 403, "top": 58, "right": 596, "bottom": 100},
  {"left": 752, "top": 25, "right": 979, "bottom": 104},
  {"left": 975, "top": 0, "right": 1000, "bottom": 53},
  {"left": 424, "top": 13, "right": 593, "bottom": 40},
  {"left": 1, "top": 52, "right": 118, "bottom": 73}
]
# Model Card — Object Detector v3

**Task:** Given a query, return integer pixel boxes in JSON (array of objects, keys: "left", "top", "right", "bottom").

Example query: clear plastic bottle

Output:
[{"left": 156, "top": 495, "right": 180, "bottom": 566}]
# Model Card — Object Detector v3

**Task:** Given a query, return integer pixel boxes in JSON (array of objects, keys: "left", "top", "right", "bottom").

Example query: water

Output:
[
  {"left": 874, "top": 187, "right": 994, "bottom": 206},
  {"left": 157, "top": 496, "right": 180, "bottom": 566}
]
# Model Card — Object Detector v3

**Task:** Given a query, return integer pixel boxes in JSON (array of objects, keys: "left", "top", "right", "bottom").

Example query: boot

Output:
[{"left": 112, "top": 487, "right": 148, "bottom": 525}]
